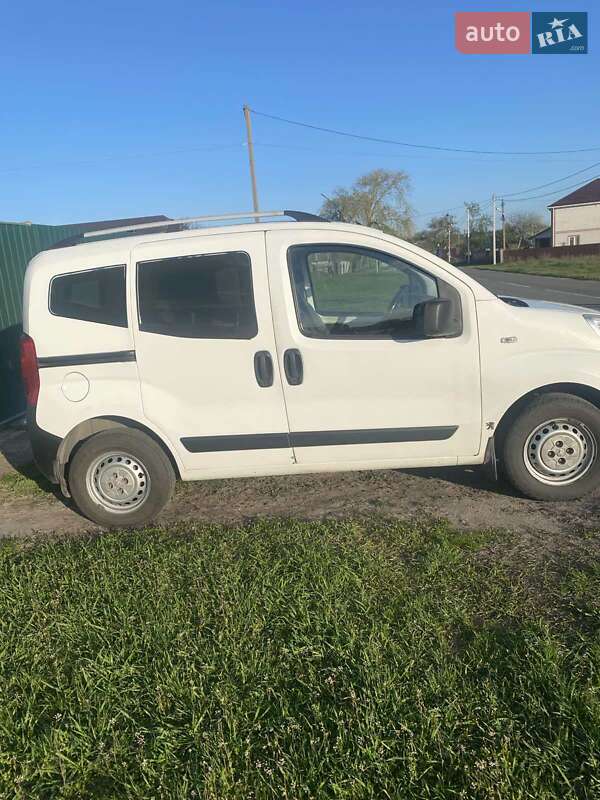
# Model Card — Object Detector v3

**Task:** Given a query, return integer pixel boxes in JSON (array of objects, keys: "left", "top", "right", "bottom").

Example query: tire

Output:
[
  {"left": 68, "top": 428, "right": 175, "bottom": 527},
  {"left": 500, "top": 392, "right": 600, "bottom": 501}
]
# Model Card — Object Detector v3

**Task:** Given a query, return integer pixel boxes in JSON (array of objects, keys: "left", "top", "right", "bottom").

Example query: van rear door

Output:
[{"left": 132, "top": 232, "right": 293, "bottom": 477}]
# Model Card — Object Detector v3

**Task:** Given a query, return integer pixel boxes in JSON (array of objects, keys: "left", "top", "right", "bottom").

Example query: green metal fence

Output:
[
  {"left": 0, "top": 222, "right": 86, "bottom": 423},
  {"left": 0, "top": 222, "right": 80, "bottom": 329}
]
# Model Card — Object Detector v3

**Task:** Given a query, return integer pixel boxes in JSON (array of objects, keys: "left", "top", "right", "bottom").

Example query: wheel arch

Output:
[
  {"left": 57, "top": 415, "right": 182, "bottom": 494},
  {"left": 495, "top": 382, "right": 600, "bottom": 448}
]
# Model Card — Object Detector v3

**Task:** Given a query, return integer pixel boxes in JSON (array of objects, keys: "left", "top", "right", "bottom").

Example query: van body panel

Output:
[{"left": 476, "top": 298, "right": 600, "bottom": 427}]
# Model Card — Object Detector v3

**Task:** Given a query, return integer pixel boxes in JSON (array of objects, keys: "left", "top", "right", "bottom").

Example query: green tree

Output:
[
  {"left": 413, "top": 214, "right": 461, "bottom": 259},
  {"left": 320, "top": 169, "right": 413, "bottom": 237},
  {"left": 464, "top": 201, "right": 492, "bottom": 258}
]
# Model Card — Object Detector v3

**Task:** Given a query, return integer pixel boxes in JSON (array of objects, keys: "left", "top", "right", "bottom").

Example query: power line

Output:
[
  {"left": 414, "top": 199, "right": 491, "bottom": 221},
  {"left": 504, "top": 174, "right": 600, "bottom": 203},
  {"left": 416, "top": 163, "right": 600, "bottom": 222},
  {"left": 253, "top": 141, "right": 591, "bottom": 166},
  {"left": 419, "top": 173, "right": 597, "bottom": 229},
  {"left": 251, "top": 107, "right": 600, "bottom": 222},
  {"left": 249, "top": 107, "right": 600, "bottom": 156},
  {"left": 502, "top": 159, "right": 600, "bottom": 198},
  {"left": 413, "top": 203, "right": 467, "bottom": 220},
  {"left": 0, "top": 143, "right": 245, "bottom": 176},
  {"left": 254, "top": 138, "right": 600, "bottom": 217}
]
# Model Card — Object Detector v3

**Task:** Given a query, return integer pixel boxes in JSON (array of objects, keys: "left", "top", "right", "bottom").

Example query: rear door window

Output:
[
  {"left": 137, "top": 251, "right": 258, "bottom": 339},
  {"left": 49, "top": 265, "right": 127, "bottom": 327}
]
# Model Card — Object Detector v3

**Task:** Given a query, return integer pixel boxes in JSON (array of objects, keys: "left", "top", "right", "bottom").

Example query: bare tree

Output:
[
  {"left": 320, "top": 169, "right": 413, "bottom": 238},
  {"left": 506, "top": 211, "right": 547, "bottom": 249}
]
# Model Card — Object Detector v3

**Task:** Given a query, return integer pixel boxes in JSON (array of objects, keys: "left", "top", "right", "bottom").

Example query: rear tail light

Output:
[{"left": 20, "top": 334, "right": 40, "bottom": 406}]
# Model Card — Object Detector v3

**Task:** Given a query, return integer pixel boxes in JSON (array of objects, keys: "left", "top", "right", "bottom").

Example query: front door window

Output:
[{"left": 288, "top": 245, "right": 441, "bottom": 339}]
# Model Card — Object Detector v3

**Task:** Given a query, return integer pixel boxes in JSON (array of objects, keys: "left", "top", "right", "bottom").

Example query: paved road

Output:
[{"left": 462, "top": 267, "right": 600, "bottom": 310}]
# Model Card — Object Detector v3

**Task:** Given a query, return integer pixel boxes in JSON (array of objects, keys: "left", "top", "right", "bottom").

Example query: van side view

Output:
[{"left": 21, "top": 210, "right": 600, "bottom": 527}]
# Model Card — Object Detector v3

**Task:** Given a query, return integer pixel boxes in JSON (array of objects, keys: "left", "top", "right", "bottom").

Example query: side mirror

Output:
[{"left": 413, "top": 298, "right": 455, "bottom": 338}]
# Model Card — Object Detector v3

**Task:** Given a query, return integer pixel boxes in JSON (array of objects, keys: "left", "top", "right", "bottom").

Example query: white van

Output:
[{"left": 20, "top": 210, "right": 600, "bottom": 527}]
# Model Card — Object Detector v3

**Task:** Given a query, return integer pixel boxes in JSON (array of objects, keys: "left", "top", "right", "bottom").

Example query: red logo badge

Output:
[{"left": 455, "top": 12, "right": 531, "bottom": 54}]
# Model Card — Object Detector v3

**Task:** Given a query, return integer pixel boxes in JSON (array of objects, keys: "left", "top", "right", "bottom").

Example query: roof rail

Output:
[{"left": 82, "top": 209, "right": 326, "bottom": 239}]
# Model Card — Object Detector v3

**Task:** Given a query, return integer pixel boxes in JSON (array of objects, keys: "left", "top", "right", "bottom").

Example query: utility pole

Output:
[
  {"left": 492, "top": 193, "right": 497, "bottom": 265},
  {"left": 243, "top": 105, "right": 260, "bottom": 213},
  {"left": 466, "top": 205, "right": 471, "bottom": 264},
  {"left": 446, "top": 214, "right": 452, "bottom": 263},
  {"left": 501, "top": 197, "right": 506, "bottom": 254}
]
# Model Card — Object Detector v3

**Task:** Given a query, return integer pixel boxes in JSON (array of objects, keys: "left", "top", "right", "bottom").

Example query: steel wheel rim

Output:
[
  {"left": 523, "top": 417, "right": 596, "bottom": 486},
  {"left": 86, "top": 451, "right": 151, "bottom": 513}
]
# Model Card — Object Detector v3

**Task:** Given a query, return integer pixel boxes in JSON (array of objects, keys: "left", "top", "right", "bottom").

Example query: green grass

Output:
[
  {"left": 311, "top": 272, "right": 407, "bottom": 312},
  {"left": 475, "top": 255, "right": 600, "bottom": 280},
  {"left": 0, "top": 465, "right": 53, "bottom": 499},
  {"left": 1, "top": 519, "right": 600, "bottom": 799}
]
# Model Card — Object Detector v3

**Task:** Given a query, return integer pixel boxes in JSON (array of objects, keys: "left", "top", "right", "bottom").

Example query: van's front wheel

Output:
[
  {"left": 501, "top": 393, "right": 600, "bottom": 501},
  {"left": 69, "top": 429, "right": 175, "bottom": 527}
]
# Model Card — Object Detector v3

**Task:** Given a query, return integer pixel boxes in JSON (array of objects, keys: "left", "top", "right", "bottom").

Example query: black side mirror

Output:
[{"left": 413, "top": 298, "right": 454, "bottom": 338}]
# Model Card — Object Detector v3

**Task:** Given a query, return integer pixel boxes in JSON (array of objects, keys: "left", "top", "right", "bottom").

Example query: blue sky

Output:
[{"left": 1, "top": 0, "right": 597, "bottom": 230}]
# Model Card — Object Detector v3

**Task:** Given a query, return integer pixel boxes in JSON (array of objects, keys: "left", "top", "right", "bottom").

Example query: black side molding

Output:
[
  {"left": 290, "top": 426, "right": 457, "bottom": 447},
  {"left": 181, "top": 426, "right": 458, "bottom": 453},
  {"left": 38, "top": 350, "right": 136, "bottom": 368},
  {"left": 182, "top": 432, "right": 291, "bottom": 453}
]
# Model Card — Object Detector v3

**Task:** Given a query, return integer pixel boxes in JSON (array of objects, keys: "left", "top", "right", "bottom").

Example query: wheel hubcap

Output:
[
  {"left": 86, "top": 452, "right": 150, "bottom": 512},
  {"left": 524, "top": 418, "right": 596, "bottom": 485}
]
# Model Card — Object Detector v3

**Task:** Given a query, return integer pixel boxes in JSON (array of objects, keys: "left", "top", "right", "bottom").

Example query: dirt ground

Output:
[{"left": 1, "top": 424, "right": 600, "bottom": 540}]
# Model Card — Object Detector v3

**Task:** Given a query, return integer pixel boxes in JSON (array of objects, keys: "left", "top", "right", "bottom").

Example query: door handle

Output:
[
  {"left": 254, "top": 351, "right": 274, "bottom": 387},
  {"left": 284, "top": 348, "right": 303, "bottom": 385}
]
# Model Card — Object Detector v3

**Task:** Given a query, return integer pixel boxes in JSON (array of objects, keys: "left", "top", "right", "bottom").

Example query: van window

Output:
[
  {"left": 49, "top": 265, "right": 127, "bottom": 327},
  {"left": 137, "top": 251, "right": 258, "bottom": 339},
  {"left": 287, "top": 245, "right": 441, "bottom": 339}
]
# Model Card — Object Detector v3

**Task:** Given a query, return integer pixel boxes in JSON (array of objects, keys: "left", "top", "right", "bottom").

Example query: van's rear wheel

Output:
[
  {"left": 501, "top": 393, "right": 600, "bottom": 501},
  {"left": 69, "top": 429, "right": 175, "bottom": 527}
]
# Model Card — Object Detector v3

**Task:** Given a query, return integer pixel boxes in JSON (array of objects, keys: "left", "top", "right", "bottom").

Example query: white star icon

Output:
[{"left": 549, "top": 17, "right": 568, "bottom": 29}]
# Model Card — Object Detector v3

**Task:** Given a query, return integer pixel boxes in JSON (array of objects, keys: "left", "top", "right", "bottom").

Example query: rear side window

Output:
[
  {"left": 49, "top": 265, "right": 127, "bottom": 327},
  {"left": 137, "top": 251, "right": 258, "bottom": 339}
]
